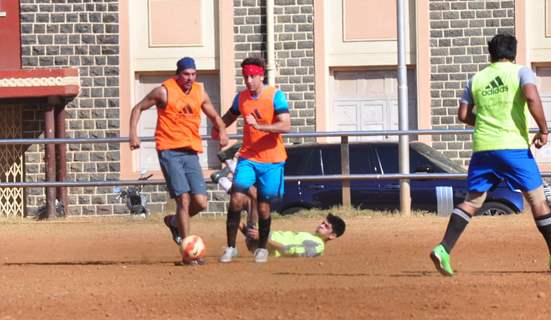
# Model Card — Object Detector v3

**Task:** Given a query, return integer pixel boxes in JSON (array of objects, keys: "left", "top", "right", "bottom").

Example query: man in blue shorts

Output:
[
  {"left": 130, "top": 57, "right": 228, "bottom": 265},
  {"left": 430, "top": 34, "right": 551, "bottom": 276},
  {"left": 217, "top": 57, "right": 291, "bottom": 263}
]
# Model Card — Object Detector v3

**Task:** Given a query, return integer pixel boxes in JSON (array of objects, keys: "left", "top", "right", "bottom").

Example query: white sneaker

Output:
[
  {"left": 219, "top": 247, "right": 238, "bottom": 263},
  {"left": 254, "top": 248, "right": 269, "bottom": 263}
]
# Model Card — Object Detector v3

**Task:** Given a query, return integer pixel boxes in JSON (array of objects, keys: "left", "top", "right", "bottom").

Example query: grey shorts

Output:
[{"left": 158, "top": 148, "right": 207, "bottom": 198}]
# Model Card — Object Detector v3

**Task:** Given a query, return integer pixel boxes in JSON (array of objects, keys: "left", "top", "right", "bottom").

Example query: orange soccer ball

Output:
[{"left": 179, "top": 235, "right": 206, "bottom": 260}]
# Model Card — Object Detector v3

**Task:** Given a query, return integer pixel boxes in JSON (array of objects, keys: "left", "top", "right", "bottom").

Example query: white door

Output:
[
  {"left": 535, "top": 67, "right": 551, "bottom": 163},
  {"left": 134, "top": 72, "right": 221, "bottom": 171},
  {"left": 331, "top": 69, "right": 417, "bottom": 141}
]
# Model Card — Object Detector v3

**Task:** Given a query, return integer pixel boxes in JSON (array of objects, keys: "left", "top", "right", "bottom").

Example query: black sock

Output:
[
  {"left": 226, "top": 209, "right": 241, "bottom": 248},
  {"left": 441, "top": 207, "right": 472, "bottom": 254},
  {"left": 535, "top": 213, "right": 551, "bottom": 255},
  {"left": 258, "top": 216, "right": 271, "bottom": 249}
]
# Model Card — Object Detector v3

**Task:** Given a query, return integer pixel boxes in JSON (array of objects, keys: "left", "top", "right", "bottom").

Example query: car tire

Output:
[{"left": 476, "top": 202, "right": 516, "bottom": 216}]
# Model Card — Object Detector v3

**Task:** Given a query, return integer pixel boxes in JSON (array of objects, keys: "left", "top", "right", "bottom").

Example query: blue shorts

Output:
[
  {"left": 468, "top": 149, "right": 543, "bottom": 193},
  {"left": 158, "top": 148, "right": 207, "bottom": 198},
  {"left": 233, "top": 158, "right": 285, "bottom": 201}
]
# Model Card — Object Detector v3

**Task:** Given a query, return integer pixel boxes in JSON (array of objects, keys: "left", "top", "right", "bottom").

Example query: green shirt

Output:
[
  {"left": 471, "top": 62, "right": 529, "bottom": 152},
  {"left": 270, "top": 231, "right": 325, "bottom": 257}
]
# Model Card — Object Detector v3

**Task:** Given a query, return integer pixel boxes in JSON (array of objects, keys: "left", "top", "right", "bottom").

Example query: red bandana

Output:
[{"left": 242, "top": 64, "right": 264, "bottom": 76}]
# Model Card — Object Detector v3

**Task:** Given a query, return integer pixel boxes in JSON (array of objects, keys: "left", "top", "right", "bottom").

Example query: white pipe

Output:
[
  {"left": 266, "top": 0, "right": 276, "bottom": 85},
  {"left": 397, "top": 0, "right": 411, "bottom": 216}
]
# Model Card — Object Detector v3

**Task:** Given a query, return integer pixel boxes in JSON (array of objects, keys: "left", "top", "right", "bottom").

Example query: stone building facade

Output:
[
  {"left": 233, "top": 0, "right": 316, "bottom": 142},
  {"left": 16, "top": 0, "right": 318, "bottom": 216},
  {"left": 19, "top": 0, "right": 126, "bottom": 215},
  {"left": 5, "top": 0, "right": 551, "bottom": 217},
  {"left": 428, "top": 0, "right": 515, "bottom": 166}
]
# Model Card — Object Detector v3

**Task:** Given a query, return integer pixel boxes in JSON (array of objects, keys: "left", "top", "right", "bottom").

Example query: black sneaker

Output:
[{"left": 163, "top": 215, "right": 182, "bottom": 245}]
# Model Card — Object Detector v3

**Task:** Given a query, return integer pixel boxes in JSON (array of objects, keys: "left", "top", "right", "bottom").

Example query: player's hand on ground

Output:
[
  {"left": 246, "top": 226, "right": 259, "bottom": 240},
  {"left": 532, "top": 132, "right": 548, "bottom": 149},
  {"left": 129, "top": 136, "right": 141, "bottom": 150}
]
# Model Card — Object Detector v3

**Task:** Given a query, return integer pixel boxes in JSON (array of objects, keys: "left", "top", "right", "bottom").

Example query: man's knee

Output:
[
  {"left": 193, "top": 195, "right": 208, "bottom": 211},
  {"left": 257, "top": 201, "right": 271, "bottom": 219},
  {"left": 463, "top": 191, "right": 487, "bottom": 211},
  {"left": 174, "top": 193, "right": 189, "bottom": 208},
  {"left": 524, "top": 186, "right": 550, "bottom": 213},
  {"left": 229, "top": 192, "right": 248, "bottom": 211}
]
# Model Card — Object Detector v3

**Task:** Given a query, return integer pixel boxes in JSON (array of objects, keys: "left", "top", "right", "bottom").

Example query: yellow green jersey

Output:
[
  {"left": 270, "top": 231, "right": 325, "bottom": 257},
  {"left": 470, "top": 62, "right": 532, "bottom": 152}
]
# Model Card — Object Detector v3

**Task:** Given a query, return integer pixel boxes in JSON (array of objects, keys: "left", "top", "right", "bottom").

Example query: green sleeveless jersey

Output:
[
  {"left": 270, "top": 231, "right": 325, "bottom": 257},
  {"left": 471, "top": 62, "right": 530, "bottom": 151}
]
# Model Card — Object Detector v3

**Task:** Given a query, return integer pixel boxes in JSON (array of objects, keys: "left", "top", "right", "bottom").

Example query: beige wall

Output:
[
  {"left": 130, "top": 0, "right": 217, "bottom": 71},
  {"left": 526, "top": 0, "right": 551, "bottom": 63},
  {"left": 415, "top": 0, "right": 431, "bottom": 143},
  {"left": 343, "top": 0, "right": 396, "bottom": 41},
  {"left": 547, "top": 0, "right": 551, "bottom": 37},
  {"left": 314, "top": 0, "right": 328, "bottom": 132},
  {"left": 148, "top": 0, "right": 202, "bottom": 47},
  {"left": 326, "top": 0, "right": 416, "bottom": 67},
  {"left": 523, "top": 1, "right": 551, "bottom": 168},
  {"left": 315, "top": 0, "right": 419, "bottom": 136},
  {"left": 120, "top": 0, "right": 235, "bottom": 178}
]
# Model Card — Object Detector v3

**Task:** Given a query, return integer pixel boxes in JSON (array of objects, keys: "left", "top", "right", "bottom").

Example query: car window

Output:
[
  {"left": 376, "top": 145, "right": 399, "bottom": 173},
  {"left": 350, "top": 145, "right": 379, "bottom": 174},
  {"left": 320, "top": 146, "right": 341, "bottom": 175},
  {"left": 285, "top": 146, "right": 322, "bottom": 176},
  {"left": 410, "top": 149, "right": 445, "bottom": 173},
  {"left": 376, "top": 145, "right": 446, "bottom": 174},
  {"left": 411, "top": 142, "right": 466, "bottom": 173}
]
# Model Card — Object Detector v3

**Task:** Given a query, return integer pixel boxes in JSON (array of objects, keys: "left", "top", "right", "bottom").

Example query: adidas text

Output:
[{"left": 481, "top": 86, "right": 508, "bottom": 96}]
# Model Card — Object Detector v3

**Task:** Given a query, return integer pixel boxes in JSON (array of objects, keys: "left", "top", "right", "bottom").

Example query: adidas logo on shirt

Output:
[{"left": 481, "top": 76, "right": 508, "bottom": 96}]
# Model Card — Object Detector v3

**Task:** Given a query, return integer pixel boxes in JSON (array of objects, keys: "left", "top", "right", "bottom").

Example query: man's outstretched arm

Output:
[
  {"left": 129, "top": 86, "right": 166, "bottom": 150},
  {"left": 524, "top": 83, "right": 549, "bottom": 148}
]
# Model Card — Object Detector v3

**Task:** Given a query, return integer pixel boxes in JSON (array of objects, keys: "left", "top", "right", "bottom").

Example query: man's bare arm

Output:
[
  {"left": 220, "top": 108, "right": 240, "bottom": 128},
  {"left": 201, "top": 91, "right": 229, "bottom": 147},
  {"left": 245, "top": 112, "right": 291, "bottom": 133},
  {"left": 524, "top": 83, "right": 549, "bottom": 148},
  {"left": 267, "top": 239, "right": 285, "bottom": 252},
  {"left": 129, "top": 86, "right": 166, "bottom": 150},
  {"left": 458, "top": 102, "right": 476, "bottom": 127}
]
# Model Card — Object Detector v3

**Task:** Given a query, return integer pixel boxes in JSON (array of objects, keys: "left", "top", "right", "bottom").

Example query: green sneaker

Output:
[{"left": 430, "top": 244, "right": 454, "bottom": 276}]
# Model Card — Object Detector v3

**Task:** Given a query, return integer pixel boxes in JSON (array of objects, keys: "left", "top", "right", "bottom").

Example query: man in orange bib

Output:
[
  {"left": 217, "top": 57, "right": 291, "bottom": 263},
  {"left": 129, "top": 57, "right": 228, "bottom": 264}
]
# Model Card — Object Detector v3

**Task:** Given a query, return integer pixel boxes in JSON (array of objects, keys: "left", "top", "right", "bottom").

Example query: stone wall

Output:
[
  {"left": 15, "top": 0, "right": 521, "bottom": 217},
  {"left": 428, "top": 0, "right": 515, "bottom": 165},
  {"left": 18, "top": 0, "right": 169, "bottom": 216},
  {"left": 233, "top": 0, "right": 315, "bottom": 142}
]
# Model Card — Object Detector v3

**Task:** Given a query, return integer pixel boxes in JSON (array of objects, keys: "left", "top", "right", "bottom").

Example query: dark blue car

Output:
[{"left": 272, "top": 142, "right": 524, "bottom": 216}]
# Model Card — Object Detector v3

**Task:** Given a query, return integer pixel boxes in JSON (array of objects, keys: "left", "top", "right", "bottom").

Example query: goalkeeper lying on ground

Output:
[
  {"left": 239, "top": 213, "right": 346, "bottom": 257},
  {"left": 210, "top": 148, "right": 346, "bottom": 258}
]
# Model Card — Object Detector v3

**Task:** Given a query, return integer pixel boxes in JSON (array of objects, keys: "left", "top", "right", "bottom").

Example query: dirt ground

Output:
[{"left": 1, "top": 212, "right": 551, "bottom": 320}]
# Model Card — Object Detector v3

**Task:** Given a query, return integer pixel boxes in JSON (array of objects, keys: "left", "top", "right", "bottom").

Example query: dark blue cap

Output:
[{"left": 176, "top": 57, "right": 196, "bottom": 73}]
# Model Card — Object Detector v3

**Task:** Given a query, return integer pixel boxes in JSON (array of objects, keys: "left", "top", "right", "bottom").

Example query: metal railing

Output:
[
  {"left": 1, "top": 128, "right": 549, "bottom": 188},
  {"left": 4, "top": 128, "right": 551, "bottom": 215}
]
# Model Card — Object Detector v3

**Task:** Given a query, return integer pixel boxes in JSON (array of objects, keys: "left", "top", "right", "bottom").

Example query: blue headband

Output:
[{"left": 176, "top": 57, "right": 196, "bottom": 73}]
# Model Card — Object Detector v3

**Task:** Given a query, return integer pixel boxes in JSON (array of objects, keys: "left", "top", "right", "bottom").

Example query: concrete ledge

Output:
[{"left": 0, "top": 68, "right": 80, "bottom": 98}]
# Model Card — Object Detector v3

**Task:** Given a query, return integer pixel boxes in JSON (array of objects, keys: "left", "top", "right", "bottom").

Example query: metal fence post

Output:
[
  {"left": 44, "top": 103, "right": 56, "bottom": 218},
  {"left": 340, "top": 136, "right": 351, "bottom": 208}
]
